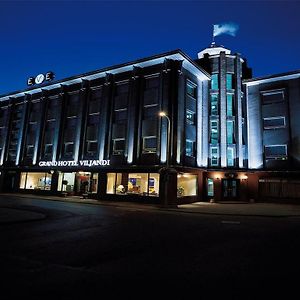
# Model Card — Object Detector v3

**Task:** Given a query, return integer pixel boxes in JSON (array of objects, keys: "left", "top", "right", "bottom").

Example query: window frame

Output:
[
  {"left": 142, "top": 136, "right": 157, "bottom": 154},
  {"left": 265, "top": 144, "right": 287, "bottom": 159},
  {"left": 263, "top": 116, "right": 286, "bottom": 129}
]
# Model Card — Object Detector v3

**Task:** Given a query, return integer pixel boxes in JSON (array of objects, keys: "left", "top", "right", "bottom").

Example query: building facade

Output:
[{"left": 0, "top": 45, "right": 299, "bottom": 204}]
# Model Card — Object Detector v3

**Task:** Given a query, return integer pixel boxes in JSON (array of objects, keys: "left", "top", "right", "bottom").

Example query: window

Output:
[
  {"left": 177, "top": 174, "right": 198, "bottom": 197},
  {"left": 91, "top": 173, "right": 98, "bottom": 193},
  {"left": 227, "top": 147, "right": 235, "bottom": 166},
  {"left": 265, "top": 145, "right": 287, "bottom": 159},
  {"left": 106, "top": 173, "right": 159, "bottom": 196},
  {"left": 207, "top": 178, "right": 214, "bottom": 197},
  {"left": 210, "top": 120, "right": 219, "bottom": 144},
  {"left": 87, "top": 141, "right": 98, "bottom": 153},
  {"left": 128, "top": 173, "right": 148, "bottom": 195},
  {"left": 113, "top": 138, "right": 125, "bottom": 155},
  {"left": 26, "top": 145, "right": 34, "bottom": 157},
  {"left": 143, "top": 136, "right": 157, "bottom": 153},
  {"left": 114, "top": 109, "right": 127, "bottom": 121},
  {"left": 263, "top": 117, "right": 285, "bottom": 129},
  {"left": 67, "top": 94, "right": 79, "bottom": 117},
  {"left": 262, "top": 90, "right": 285, "bottom": 105},
  {"left": 210, "top": 94, "right": 218, "bottom": 115},
  {"left": 186, "top": 140, "right": 195, "bottom": 157},
  {"left": 226, "top": 74, "right": 233, "bottom": 90},
  {"left": 149, "top": 173, "right": 159, "bottom": 196},
  {"left": 107, "top": 173, "right": 116, "bottom": 194},
  {"left": 20, "top": 172, "right": 52, "bottom": 190},
  {"left": 186, "top": 110, "right": 195, "bottom": 124},
  {"left": 64, "top": 142, "right": 74, "bottom": 155},
  {"left": 210, "top": 147, "right": 219, "bottom": 166},
  {"left": 86, "top": 125, "right": 98, "bottom": 141},
  {"left": 211, "top": 74, "right": 219, "bottom": 90},
  {"left": 143, "top": 104, "right": 159, "bottom": 119},
  {"left": 57, "top": 172, "right": 75, "bottom": 192},
  {"left": 44, "top": 144, "right": 53, "bottom": 155},
  {"left": 227, "top": 120, "right": 234, "bottom": 144},
  {"left": 227, "top": 94, "right": 233, "bottom": 116},
  {"left": 186, "top": 82, "right": 196, "bottom": 98}
]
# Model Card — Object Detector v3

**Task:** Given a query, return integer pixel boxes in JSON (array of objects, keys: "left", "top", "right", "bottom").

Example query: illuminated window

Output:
[
  {"left": 265, "top": 145, "right": 287, "bottom": 159},
  {"left": 106, "top": 173, "right": 159, "bottom": 196},
  {"left": 211, "top": 74, "right": 219, "bottom": 90},
  {"left": 149, "top": 173, "right": 159, "bottom": 197},
  {"left": 107, "top": 173, "right": 116, "bottom": 194},
  {"left": 143, "top": 136, "right": 157, "bottom": 153},
  {"left": 210, "top": 147, "right": 219, "bottom": 166},
  {"left": 177, "top": 174, "right": 198, "bottom": 197},
  {"left": 20, "top": 172, "right": 52, "bottom": 190},
  {"left": 186, "top": 140, "right": 195, "bottom": 157},
  {"left": 91, "top": 173, "right": 98, "bottom": 193},
  {"left": 227, "top": 94, "right": 233, "bottom": 116},
  {"left": 57, "top": 172, "right": 75, "bottom": 192},
  {"left": 207, "top": 178, "right": 214, "bottom": 197},
  {"left": 128, "top": 173, "right": 148, "bottom": 195},
  {"left": 210, "top": 120, "right": 219, "bottom": 144},
  {"left": 226, "top": 74, "right": 233, "bottom": 90},
  {"left": 263, "top": 117, "right": 285, "bottom": 129},
  {"left": 186, "top": 110, "right": 195, "bottom": 125},
  {"left": 227, "top": 120, "right": 234, "bottom": 144},
  {"left": 227, "top": 147, "right": 235, "bottom": 166},
  {"left": 210, "top": 94, "right": 218, "bottom": 115},
  {"left": 113, "top": 138, "right": 125, "bottom": 155}
]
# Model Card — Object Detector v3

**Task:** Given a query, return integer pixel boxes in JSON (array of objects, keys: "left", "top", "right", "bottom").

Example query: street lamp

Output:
[{"left": 159, "top": 111, "right": 171, "bottom": 167}]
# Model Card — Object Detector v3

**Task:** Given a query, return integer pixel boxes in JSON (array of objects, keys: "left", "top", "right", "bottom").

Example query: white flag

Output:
[{"left": 213, "top": 22, "right": 239, "bottom": 37}]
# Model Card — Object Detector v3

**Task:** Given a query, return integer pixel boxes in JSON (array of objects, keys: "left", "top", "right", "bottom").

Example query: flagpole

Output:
[{"left": 212, "top": 24, "right": 215, "bottom": 46}]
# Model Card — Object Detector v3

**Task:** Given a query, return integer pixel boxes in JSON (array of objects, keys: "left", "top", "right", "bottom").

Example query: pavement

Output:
[{"left": 1, "top": 193, "right": 300, "bottom": 224}]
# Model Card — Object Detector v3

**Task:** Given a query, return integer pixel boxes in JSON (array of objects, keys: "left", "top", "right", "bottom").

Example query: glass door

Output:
[{"left": 222, "top": 179, "right": 239, "bottom": 200}]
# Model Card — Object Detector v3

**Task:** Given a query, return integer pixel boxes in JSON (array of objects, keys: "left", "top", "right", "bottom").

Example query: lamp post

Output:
[{"left": 159, "top": 111, "right": 171, "bottom": 167}]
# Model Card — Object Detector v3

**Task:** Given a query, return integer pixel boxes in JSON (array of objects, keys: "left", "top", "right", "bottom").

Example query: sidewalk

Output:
[{"left": 1, "top": 193, "right": 300, "bottom": 219}]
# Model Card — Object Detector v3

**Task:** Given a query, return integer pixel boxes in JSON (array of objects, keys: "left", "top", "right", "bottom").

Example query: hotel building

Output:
[{"left": 0, "top": 44, "right": 299, "bottom": 204}]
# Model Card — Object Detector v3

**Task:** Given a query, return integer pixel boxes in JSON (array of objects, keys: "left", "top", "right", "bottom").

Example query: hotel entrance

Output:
[{"left": 222, "top": 179, "right": 240, "bottom": 201}]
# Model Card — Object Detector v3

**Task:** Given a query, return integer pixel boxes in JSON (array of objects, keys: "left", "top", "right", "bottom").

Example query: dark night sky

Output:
[{"left": 0, "top": 1, "right": 299, "bottom": 95}]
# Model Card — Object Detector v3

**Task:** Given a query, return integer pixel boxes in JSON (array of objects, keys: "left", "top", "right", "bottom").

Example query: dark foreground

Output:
[{"left": 1, "top": 195, "right": 300, "bottom": 299}]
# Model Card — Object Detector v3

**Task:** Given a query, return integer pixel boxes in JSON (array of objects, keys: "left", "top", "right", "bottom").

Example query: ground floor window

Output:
[
  {"left": 58, "top": 172, "right": 76, "bottom": 192},
  {"left": 207, "top": 178, "right": 214, "bottom": 197},
  {"left": 57, "top": 172, "right": 93, "bottom": 194},
  {"left": 177, "top": 174, "right": 198, "bottom": 197},
  {"left": 20, "top": 172, "right": 52, "bottom": 190},
  {"left": 106, "top": 172, "right": 159, "bottom": 196},
  {"left": 90, "top": 173, "right": 98, "bottom": 193}
]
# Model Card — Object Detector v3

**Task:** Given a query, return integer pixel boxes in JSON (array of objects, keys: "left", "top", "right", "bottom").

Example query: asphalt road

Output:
[{"left": 1, "top": 195, "right": 300, "bottom": 299}]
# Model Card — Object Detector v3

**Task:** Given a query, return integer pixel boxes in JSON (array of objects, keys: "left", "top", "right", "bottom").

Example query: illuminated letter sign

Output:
[
  {"left": 38, "top": 160, "right": 110, "bottom": 167},
  {"left": 27, "top": 71, "right": 55, "bottom": 86}
]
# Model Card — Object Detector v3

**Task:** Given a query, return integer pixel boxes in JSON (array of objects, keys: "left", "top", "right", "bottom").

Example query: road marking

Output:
[{"left": 221, "top": 220, "right": 241, "bottom": 224}]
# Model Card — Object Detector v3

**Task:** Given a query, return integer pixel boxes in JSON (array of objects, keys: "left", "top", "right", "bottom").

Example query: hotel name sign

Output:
[{"left": 38, "top": 160, "right": 110, "bottom": 167}]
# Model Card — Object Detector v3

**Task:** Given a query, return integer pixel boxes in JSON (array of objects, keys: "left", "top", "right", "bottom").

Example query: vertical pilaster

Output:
[
  {"left": 219, "top": 52, "right": 227, "bottom": 167},
  {"left": 78, "top": 80, "right": 90, "bottom": 161},
  {"left": 99, "top": 73, "right": 114, "bottom": 161},
  {"left": 235, "top": 55, "right": 243, "bottom": 168},
  {"left": 34, "top": 91, "right": 47, "bottom": 165},
  {"left": 127, "top": 66, "right": 142, "bottom": 164},
  {"left": 16, "top": 94, "right": 30, "bottom": 166}
]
